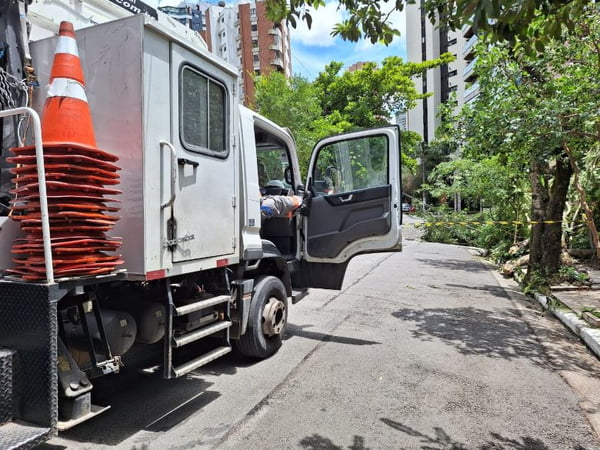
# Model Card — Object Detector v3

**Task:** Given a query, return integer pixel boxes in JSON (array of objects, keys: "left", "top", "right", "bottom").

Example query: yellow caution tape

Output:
[{"left": 410, "top": 219, "right": 567, "bottom": 228}]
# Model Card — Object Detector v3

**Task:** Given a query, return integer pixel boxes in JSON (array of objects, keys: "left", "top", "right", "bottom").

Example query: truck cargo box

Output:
[{"left": 23, "top": 14, "right": 243, "bottom": 281}]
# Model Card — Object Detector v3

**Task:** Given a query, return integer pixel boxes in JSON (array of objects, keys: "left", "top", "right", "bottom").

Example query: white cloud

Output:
[{"left": 290, "top": 2, "right": 346, "bottom": 48}]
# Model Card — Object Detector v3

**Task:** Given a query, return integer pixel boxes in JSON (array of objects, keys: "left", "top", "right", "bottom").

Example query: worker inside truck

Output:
[
  {"left": 255, "top": 129, "right": 301, "bottom": 258},
  {"left": 256, "top": 143, "right": 302, "bottom": 220}
]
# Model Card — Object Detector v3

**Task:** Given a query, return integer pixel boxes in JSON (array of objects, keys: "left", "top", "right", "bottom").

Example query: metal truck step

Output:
[
  {"left": 0, "top": 421, "right": 53, "bottom": 450},
  {"left": 172, "top": 321, "right": 232, "bottom": 348},
  {"left": 171, "top": 346, "right": 231, "bottom": 378},
  {"left": 58, "top": 404, "right": 111, "bottom": 431},
  {"left": 174, "top": 295, "right": 230, "bottom": 317}
]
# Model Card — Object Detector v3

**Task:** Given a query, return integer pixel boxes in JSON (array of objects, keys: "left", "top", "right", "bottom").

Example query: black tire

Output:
[{"left": 235, "top": 276, "right": 288, "bottom": 359}]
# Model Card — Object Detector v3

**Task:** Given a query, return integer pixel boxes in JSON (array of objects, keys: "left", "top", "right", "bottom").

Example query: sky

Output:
[{"left": 148, "top": 0, "right": 407, "bottom": 80}]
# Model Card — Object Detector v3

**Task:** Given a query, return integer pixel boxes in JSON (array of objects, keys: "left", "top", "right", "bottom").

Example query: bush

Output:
[{"left": 420, "top": 206, "right": 525, "bottom": 260}]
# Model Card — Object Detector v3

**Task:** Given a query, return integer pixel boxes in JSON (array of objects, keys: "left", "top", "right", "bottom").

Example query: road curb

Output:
[{"left": 534, "top": 292, "right": 600, "bottom": 360}]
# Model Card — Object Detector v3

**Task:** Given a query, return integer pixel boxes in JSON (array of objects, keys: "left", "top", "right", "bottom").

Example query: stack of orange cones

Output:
[{"left": 7, "top": 21, "right": 123, "bottom": 281}]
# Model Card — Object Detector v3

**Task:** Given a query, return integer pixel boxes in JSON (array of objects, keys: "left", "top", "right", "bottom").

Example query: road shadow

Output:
[
  {"left": 380, "top": 418, "right": 559, "bottom": 449},
  {"left": 299, "top": 434, "right": 368, "bottom": 450},
  {"left": 284, "top": 323, "right": 381, "bottom": 346},
  {"left": 445, "top": 283, "right": 511, "bottom": 300},
  {"left": 39, "top": 366, "right": 221, "bottom": 446},
  {"left": 392, "top": 305, "right": 599, "bottom": 372},
  {"left": 296, "top": 421, "right": 571, "bottom": 450},
  {"left": 417, "top": 257, "right": 490, "bottom": 273},
  {"left": 392, "top": 306, "right": 547, "bottom": 365}
]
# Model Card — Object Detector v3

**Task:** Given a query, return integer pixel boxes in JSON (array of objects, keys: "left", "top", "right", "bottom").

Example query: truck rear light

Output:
[{"left": 146, "top": 269, "right": 167, "bottom": 280}]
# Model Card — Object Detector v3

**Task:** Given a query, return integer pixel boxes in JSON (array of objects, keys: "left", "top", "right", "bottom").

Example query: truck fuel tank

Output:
[{"left": 64, "top": 309, "right": 137, "bottom": 358}]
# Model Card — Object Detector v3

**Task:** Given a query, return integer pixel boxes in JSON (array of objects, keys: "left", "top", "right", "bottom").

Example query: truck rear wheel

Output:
[{"left": 235, "top": 276, "right": 288, "bottom": 359}]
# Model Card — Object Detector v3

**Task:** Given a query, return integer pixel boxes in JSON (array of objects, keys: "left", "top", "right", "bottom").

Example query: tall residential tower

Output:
[{"left": 405, "top": 2, "right": 478, "bottom": 143}]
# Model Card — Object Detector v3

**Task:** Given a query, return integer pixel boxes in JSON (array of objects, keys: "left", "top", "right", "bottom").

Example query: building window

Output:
[
  {"left": 252, "top": 39, "right": 258, "bottom": 48},
  {"left": 253, "top": 54, "right": 260, "bottom": 62},
  {"left": 448, "top": 69, "right": 457, "bottom": 77},
  {"left": 180, "top": 66, "right": 228, "bottom": 157},
  {"left": 447, "top": 38, "right": 457, "bottom": 46},
  {"left": 251, "top": 24, "right": 258, "bottom": 32}
]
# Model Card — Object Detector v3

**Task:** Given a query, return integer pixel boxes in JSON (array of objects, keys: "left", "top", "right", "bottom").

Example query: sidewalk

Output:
[{"left": 532, "top": 268, "right": 600, "bottom": 360}]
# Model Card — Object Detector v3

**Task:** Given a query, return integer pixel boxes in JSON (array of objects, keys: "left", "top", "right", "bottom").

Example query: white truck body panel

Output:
[
  {"left": 26, "top": 14, "right": 242, "bottom": 279},
  {"left": 168, "top": 42, "right": 238, "bottom": 264}
]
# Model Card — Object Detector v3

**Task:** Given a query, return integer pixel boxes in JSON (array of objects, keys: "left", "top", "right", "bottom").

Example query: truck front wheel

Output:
[{"left": 235, "top": 276, "right": 288, "bottom": 359}]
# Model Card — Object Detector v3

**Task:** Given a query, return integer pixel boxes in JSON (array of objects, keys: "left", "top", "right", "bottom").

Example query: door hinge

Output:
[
  {"left": 232, "top": 195, "right": 237, "bottom": 208},
  {"left": 232, "top": 237, "right": 236, "bottom": 249}
]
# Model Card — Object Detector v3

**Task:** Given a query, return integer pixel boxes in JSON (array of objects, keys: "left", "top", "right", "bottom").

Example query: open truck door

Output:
[{"left": 296, "top": 126, "right": 402, "bottom": 290}]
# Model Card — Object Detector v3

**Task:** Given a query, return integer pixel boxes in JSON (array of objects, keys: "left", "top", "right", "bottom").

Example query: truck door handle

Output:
[
  {"left": 339, "top": 194, "right": 354, "bottom": 203},
  {"left": 177, "top": 158, "right": 199, "bottom": 168},
  {"left": 160, "top": 140, "right": 177, "bottom": 209}
]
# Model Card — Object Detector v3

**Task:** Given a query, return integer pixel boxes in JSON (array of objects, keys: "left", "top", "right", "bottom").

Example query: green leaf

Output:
[{"left": 305, "top": 12, "right": 312, "bottom": 29}]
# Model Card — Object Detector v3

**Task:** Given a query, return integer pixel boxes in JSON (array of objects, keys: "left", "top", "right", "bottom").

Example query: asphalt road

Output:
[{"left": 42, "top": 216, "right": 600, "bottom": 449}]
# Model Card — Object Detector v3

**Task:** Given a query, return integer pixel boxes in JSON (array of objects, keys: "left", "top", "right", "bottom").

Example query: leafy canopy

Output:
[
  {"left": 254, "top": 53, "right": 451, "bottom": 174},
  {"left": 265, "top": 0, "right": 594, "bottom": 50}
]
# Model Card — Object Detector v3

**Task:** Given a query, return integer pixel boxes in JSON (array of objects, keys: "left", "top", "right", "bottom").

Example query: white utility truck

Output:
[{"left": 0, "top": 3, "right": 402, "bottom": 448}]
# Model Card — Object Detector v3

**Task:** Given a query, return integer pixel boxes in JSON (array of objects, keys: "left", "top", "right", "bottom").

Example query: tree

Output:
[
  {"left": 456, "top": 46, "right": 572, "bottom": 278},
  {"left": 438, "top": 8, "right": 600, "bottom": 280},
  {"left": 314, "top": 55, "right": 453, "bottom": 129},
  {"left": 265, "top": 0, "right": 594, "bottom": 49},
  {"left": 254, "top": 71, "right": 351, "bottom": 174},
  {"left": 255, "top": 56, "right": 451, "bottom": 176}
]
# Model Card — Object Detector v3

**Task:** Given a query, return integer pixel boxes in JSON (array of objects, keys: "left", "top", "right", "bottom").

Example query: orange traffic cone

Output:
[
  {"left": 7, "top": 20, "right": 123, "bottom": 282},
  {"left": 41, "top": 21, "right": 97, "bottom": 150}
]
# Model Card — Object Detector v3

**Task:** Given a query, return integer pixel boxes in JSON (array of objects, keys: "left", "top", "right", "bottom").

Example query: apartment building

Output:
[
  {"left": 405, "top": 1, "right": 478, "bottom": 143},
  {"left": 158, "top": 3, "right": 204, "bottom": 31},
  {"left": 160, "top": 1, "right": 292, "bottom": 106}
]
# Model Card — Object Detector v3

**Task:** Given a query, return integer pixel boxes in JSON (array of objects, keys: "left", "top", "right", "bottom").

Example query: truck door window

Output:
[
  {"left": 180, "top": 66, "right": 228, "bottom": 157},
  {"left": 312, "top": 135, "right": 388, "bottom": 196}
]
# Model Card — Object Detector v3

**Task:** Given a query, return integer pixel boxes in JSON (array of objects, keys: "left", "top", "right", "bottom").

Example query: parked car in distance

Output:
[{"left": 402, "top": 203, "right": 411, "bottom": 213}]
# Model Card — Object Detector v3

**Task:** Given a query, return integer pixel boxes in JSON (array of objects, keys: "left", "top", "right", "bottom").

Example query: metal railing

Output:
[{"left": 0, "top": 107, "right": 54, "bottom": 282}]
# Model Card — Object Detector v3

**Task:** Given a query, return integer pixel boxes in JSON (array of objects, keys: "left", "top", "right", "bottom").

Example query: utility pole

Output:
[{"left": 420, "top": 142, "right": 427, "bottom": 212}]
